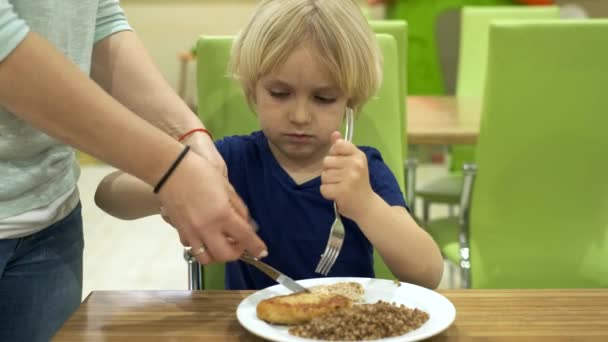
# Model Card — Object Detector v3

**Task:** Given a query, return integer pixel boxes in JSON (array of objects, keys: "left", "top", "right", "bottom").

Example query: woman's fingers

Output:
[
  {"left": 227, "top": 182, "right": 249, "bottom": 221},
  {"left": 158, "top": 152, "right": 267, "bottom": 263}
]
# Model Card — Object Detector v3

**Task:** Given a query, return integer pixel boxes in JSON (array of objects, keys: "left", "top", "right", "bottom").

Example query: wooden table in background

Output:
[
  {"left": 407, "top": 96, "right": 482, "bottom": 145},
  {"left": 54, "top": 289, "right": 608, "bottom": 341}
]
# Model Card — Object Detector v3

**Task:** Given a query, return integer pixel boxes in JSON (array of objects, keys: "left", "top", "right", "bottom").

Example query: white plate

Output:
[{"left": 236, "top": 277, "right": 456, "bottom": 342}]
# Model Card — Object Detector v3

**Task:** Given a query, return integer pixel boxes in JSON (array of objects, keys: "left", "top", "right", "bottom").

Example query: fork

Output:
[{"left": 315, "top": 107, "right": 354, "bottom": 275}]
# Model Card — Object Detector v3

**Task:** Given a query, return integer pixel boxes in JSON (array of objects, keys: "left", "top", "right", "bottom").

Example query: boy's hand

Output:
[
  {"left": 183, "top": 129, "right": 227, "bottom": 177},
  {"left": 320, "top": 131, "right": 374, "bottom": 220}
]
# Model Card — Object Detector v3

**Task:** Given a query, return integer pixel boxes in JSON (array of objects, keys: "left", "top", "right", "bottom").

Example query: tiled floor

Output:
[
  {"left": 79, "top": 166, "right": 187, "bottom": 298},
  {"left": 79, "top": 163, "right": 459, "bottom": 299}
]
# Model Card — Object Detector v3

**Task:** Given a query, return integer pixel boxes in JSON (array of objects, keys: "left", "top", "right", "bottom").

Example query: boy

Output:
[{"left": 95, "top": 0, "right": 443, "bottom": 290}]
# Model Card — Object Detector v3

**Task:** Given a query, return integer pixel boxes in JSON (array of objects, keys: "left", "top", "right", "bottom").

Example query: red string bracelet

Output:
[{"left": 178, "top": 128, "right": 213, "bottom": 142}]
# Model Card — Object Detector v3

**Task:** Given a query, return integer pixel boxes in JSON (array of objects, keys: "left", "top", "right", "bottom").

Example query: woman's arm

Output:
[
  {"left": 0, "top": 32, "right": 176, "bottom": 187},
  {"left": 0, "top": 32, "right": 267, "bottom": 264},
  {"left": 90, "top": 30, "right": 226, "bottom": 174}
]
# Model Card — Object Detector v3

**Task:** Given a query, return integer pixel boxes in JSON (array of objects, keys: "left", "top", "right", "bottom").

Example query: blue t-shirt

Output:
[{"left": 216, "top": 131, "right": 407, "bottom": 290}]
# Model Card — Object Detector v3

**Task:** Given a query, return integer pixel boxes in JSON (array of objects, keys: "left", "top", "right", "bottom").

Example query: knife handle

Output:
[{"left": 239, "top": 253, "right": 280, "bottom": 279}]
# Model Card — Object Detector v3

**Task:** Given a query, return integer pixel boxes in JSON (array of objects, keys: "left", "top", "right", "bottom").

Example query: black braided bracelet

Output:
[{"left": 153, "top": 145, "right": 191, "bottom": 193}]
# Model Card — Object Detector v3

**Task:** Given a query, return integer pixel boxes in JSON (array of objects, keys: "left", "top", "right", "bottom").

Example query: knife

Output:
[{"left": 239, "top": 253, "right": 309, "bottom": 294}]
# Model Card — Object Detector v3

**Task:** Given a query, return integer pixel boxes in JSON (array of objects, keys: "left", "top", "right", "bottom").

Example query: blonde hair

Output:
[{"left": 230, "top": 0, "right": 382, "bottom": 112}]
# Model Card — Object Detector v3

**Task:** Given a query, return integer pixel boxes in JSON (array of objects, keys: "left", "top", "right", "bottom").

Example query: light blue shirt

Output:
[{"left": 0, "top": 0, "right": 131, "bottom": 220}]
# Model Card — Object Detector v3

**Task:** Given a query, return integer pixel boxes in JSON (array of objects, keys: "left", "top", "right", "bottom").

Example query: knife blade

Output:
[{"left": 239, "top": 253, "right": 309, "bottom": 293}]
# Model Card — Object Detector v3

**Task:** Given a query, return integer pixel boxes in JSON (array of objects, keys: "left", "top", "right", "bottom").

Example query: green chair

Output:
[
  {"left": 193, "top": 34, "right": 406, "bottom": 289},
  {"left": 196, "top": 36, "right": 258, "bottom": 140},
  {"left": 427, "top": 19, "right": 608, "bottom": 288},
  {"left": 416, "top": 5, "right": 560, "bottom": 223},
  {"left": 357, "top": 34, "right": 406, "bottom": 281},
  {"left": 194, "top": 36, "right": 258, "bottom": 290},
  {"left": 457, "top": 6, "right": 560, "bottom": 97},
  {"left": 369, "top": 20, "right": 416, "bottom": 209},
  {"left": 385, "top": 0, "right": 513, "bottom": 95}
]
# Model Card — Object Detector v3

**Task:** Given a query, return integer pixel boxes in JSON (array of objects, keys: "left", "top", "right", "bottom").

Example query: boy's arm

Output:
[
  {"left": 353, "top": 197, "right": 444, "bottom": 289},
  {"left": 95, "top": 171, "right": 160, "bottom": 220},
  {"left": 321, "top": 133, "right": 443, "bottom": 289}
]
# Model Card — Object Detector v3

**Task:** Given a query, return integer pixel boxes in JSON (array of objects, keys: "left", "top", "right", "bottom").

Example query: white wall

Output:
[
  {"left": 121, "top": 0, "right": 261, "bottom": 97},
  {"left": 121, "top": 0, "right": 374, "bottom": 97},
  {"left": 556, "top": 0, "right": 608, "bottom": 17}
]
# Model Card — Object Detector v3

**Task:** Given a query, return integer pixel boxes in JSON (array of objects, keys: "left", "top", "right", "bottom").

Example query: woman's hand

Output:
[
  {"left": 320, "top": 131, "right": 375, "bottom": 220},
  {"left": 157, "top": 151, "right": 267, "bottom": 265}
]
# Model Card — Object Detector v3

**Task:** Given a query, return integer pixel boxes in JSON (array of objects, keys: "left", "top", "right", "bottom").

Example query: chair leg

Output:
[
  {"left": 460, "top": 264, "right": 470, "bottom": 289},
  {"left": 448, "top": 261, "right": 456, "bottom": 288},
  {"left": 422, "top": 200, "right": 430, "bottom": 225},
  {"left": 458, "top": 163, "right": 476, "bottom": 289},
  {"left": 184, "top": 249, "right": 203, "bottom": 290},
  {"left": 405, "top": 158, "right": 418, "bottom": 215}
]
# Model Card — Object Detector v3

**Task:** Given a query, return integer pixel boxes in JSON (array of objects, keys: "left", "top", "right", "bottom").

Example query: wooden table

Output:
[
  {"left": 55, "top": 289, "right": 608, "bottom": 341},
  {"left": 407, "top": 96, "right": 482, "bottom": 145}
]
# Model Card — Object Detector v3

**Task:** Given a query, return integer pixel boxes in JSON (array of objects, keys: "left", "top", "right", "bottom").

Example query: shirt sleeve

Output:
[
  {"left": 215, "top": 138, "right": 231, "bottom": 165},
  {"left": 214, "top": 135, "right": 255, "bottom": 202},
  {"left": 215, "top": 136, "right": 241, "bottom": 186},
  {"left": 94, "top": 0, "right": 132, "bottom": 44},
  {"left": 365, "top": 147, "right": 409, "bottom": 210},
  {"left": 0, "top": 0, "right": 29, "bottom": 62}
]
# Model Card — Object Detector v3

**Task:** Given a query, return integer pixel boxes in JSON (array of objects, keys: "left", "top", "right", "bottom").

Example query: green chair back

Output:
[
  {"left": 196, "top": 36, "right": 246, "bottom": 289},
  {"left": 470, "top": 20, "right": 608, "bottom": 288},
  {"left": 356, "top": 34, "right": 405, "bottom": 195},
  {"left": 369, "top": 20, "right": 407, "bottom": 138},
  {"left": 451, "top": 5, "right": 560, "bottom": 172},
  {"left": 195, "top": 34, "right": 406, "bottom": 288},
  {"left": 358, "top": 34, "right": 405, "bottom": 280},
  {"left": 385, "top": 0, "right": 513, "bottom": 94},
  {"left": 196, "top": 36, "right": 258, "bottom": 140},
  {"left": 456, "top": 5, "right": 560, "bottom": 97},
  {"left": 369, "top": 21, "right": 412, "bottom": 204},
  {"left": 369, "top": 21, "right": 408, "bottom": 163}
]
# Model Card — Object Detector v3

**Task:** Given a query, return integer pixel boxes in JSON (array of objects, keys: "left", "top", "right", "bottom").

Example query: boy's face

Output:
[{"left": 254, "top": 43, "right": 348, "bottom": 165}]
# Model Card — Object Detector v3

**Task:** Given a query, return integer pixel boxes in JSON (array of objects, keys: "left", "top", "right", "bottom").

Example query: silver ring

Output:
[{"left": 191, "top": 245, "right": 207, "bottom": 256}]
